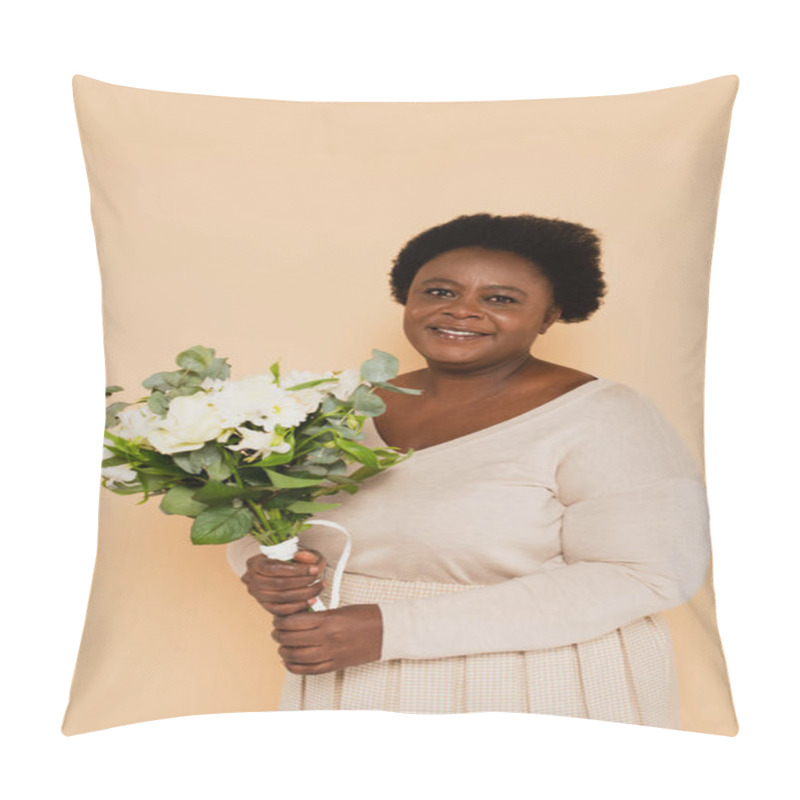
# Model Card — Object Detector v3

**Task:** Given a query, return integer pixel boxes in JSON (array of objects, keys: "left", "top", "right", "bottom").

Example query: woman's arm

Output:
[{"left": 376, "top": 387, "right": 712, "bottom": 661}]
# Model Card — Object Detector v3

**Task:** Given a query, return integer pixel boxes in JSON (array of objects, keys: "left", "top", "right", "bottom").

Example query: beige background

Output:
[{"left": 63, "top": 74, "right": 738, "bottom": 735}]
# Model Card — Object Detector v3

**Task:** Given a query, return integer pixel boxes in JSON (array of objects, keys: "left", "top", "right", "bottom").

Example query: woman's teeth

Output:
[{"left": 431, "top": 328, "right": 487, "bottom": 340}]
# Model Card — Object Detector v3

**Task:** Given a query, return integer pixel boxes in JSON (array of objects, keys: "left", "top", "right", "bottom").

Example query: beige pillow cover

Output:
[{"left": 63, "top": 74, "right": 739, "bottom": 736}]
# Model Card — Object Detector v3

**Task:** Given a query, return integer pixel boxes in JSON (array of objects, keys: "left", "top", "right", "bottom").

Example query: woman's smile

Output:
[
  {"left": 427, "top": 325, "right": 493, "bottom": 342},
  {"left": 403, "top": 246, "right": 561, "bottom": 366}
]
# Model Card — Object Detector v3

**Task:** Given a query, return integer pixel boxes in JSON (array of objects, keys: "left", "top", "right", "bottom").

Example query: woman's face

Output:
[{"left": 402, "top": 246, "right": 562, "bottom": 370}]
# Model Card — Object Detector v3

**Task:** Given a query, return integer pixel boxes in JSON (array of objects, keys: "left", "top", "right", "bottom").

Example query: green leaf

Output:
[
  {"left": 171, "top": 443, "right": 230, "bottom": 479},
  {"left": 305, "top": 447, "right": 343, "bottom": 464},
  {"left": 192, "top": 481, "right": 268, "bottom": 503},
  {"left": 105, "top": 401, "right": 129, "bottom": 429},
  {"left": 350, "top": 385, "right": 386, "bottom": 416},
  {"left": 205, "top": 357, "right": 231, "bottom": 380},
  {"left": 248, "top": 450, "right": 295, "bottom": 469},
  {"left": 371, "top": 380, "right": 424, "bottom": 396},
  {"left": 334, "top": 437, "right": 379, "bottom": 469},
  {"left": 105, "top": 385, "right": 124, "bottom": 397},
  {"left": 147, "top": 391, "right": 170, "bottom": 415},
  {"left": 284, "top": 377, "right": 338, "bottom": 391},
  {"left": 285, "top": 500, "right": 343, "bottom": 513},
  {"left": 160, "top": 486, "right": 209, "bottom": 517},
  {"left": 172, "top": 385, "right": 204, "bottom": 397},
  {"left": 140, "top": 472, "right": 173, "bottom": 491},
  {"left": 172, "top": 451, "right": 202, "bottom": 475},
  {"left": 142, "top": 371, "right": 182, "bottom": 392},
  {"left": 265, "top": 469, "right": 324, "bottom": 489},
  {"left": 320, "top": 396, "right": 340, "bottom": 414},
  {"left": 360, "top": 349, "right": 399, "bottom": 383},
  {"left": 176, "top": 345, "right": 215, "bottom": 373},
  {"left": 191, "top": 505, "right": 254, "bottom": 544},
  {"left": 269, "top": 360, "right": 281, "bottom": 383}
]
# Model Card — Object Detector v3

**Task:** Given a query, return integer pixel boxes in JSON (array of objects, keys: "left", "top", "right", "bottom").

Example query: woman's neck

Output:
[{"left": 415, "top": 354, "right": 545, "bottom": 404}]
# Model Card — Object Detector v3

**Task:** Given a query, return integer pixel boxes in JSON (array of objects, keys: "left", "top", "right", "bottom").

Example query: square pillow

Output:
[{"left": 63, "top": 74, "right": 739, "bottom": 736}]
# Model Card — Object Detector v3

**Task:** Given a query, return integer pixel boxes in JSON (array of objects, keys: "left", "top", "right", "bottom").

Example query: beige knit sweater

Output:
[{"left": 227, "top": 378, "right": 711, "bottom": 662}]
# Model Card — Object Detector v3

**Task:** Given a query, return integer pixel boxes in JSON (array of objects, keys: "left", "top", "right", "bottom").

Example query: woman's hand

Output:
[
  {"left": 272, "top": 604, "right": 383, "bottom": 675},
  {"left": 241, "top": 548, "right": 327, "bottom": 616}
]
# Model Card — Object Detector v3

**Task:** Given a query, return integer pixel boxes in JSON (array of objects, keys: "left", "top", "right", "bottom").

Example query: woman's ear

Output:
[{"left": 539, "top": 306, "right": 562, "bottom": 334}]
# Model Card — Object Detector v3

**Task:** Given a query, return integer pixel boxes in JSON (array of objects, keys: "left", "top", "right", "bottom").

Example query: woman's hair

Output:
[{"left": 388, "top": 213, "right": 607, "bottom": 323}]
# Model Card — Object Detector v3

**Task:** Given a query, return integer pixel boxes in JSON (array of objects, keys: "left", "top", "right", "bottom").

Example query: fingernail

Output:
[
  {"left": 309, "top": 566, "right": 319, "bottom": 575},
  {"left": 308, "top": 597, "right": 317, "bottom": 605}
]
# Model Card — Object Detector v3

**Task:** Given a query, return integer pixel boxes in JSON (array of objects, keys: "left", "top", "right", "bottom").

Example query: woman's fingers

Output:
[
  {"left": 240, "top": 550, "right": 328, "bottom": 617},
  {"left": 260, "top": 599, "right": 320, "bottom": 616},
  {"left": 250, "top": 581, "right": 324, "bottom": 605},
  {"left": 245, "top": 554, "right": 317, "bottom": 578},
  {"left": 277, "top": 645, "right": 327, "bottom": 664},
  {"left": 243, "top": 572, "right": 323, "bottom": 592}
]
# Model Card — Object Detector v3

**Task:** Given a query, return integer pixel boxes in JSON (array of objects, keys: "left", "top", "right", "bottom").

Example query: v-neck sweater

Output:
[{"left": 227, "top": 377, "right": 711, "bottom": 661}]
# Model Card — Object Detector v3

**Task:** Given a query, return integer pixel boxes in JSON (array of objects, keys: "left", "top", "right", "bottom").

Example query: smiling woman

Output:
[{"left": 228, "top": 212, "right": 710, "bottom": 728}]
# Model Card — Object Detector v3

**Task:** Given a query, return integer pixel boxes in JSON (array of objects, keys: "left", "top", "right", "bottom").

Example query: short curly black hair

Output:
[{"left": 389, "top": 213, "right": 606, "bottom": 323}]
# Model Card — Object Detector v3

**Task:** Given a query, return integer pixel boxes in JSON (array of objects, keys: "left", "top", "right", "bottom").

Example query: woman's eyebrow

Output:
[{"left": 419, "top": 277, "right": 528, "bottom": 296}]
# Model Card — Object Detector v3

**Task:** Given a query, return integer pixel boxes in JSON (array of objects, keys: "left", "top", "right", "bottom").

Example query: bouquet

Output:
[{"left": 101, "top": 345, "right": 421, "bottom": 608}]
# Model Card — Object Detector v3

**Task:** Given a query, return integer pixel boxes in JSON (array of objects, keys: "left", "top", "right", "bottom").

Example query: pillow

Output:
[{"left": 63, "top": 74, "right": 739, "bottom": 736}]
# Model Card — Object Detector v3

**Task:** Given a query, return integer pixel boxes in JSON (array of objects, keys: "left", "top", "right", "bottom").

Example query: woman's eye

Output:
[{"left": 424, "top": 288, "right": 517, "bottom": 304}]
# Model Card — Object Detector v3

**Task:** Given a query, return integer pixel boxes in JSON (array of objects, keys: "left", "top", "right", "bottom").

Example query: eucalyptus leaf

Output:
[
  {"left": 205, "top": 357, "right": 231, "bottom": 380},
  {"left": 176, "top": 345, "right": 215, "bottom": 373},
  {"left": 172, "top": 451, "right": 202, "bottom": 475},
  {"left": 160, "top": 485, "right": 209, "bottom": 517},
  {"left": 172, "top": 385, "right": 204, "bottom": 397},
  {"left": 350, "top": 385, "right": 386, "bottom": 416},
  {"left": 139, "top": 472, "right": 173, "bottom": 492},
  {"left": 191, "top": 505, "right": 254, "bottom": 544},
  {"left": 360, "top": 349, "right": 399, "bottom": 383},
  {"left": 175, "top": 443, "right": 226, "bottom": 477},
  {"left": 147, "top": 392, "right": 170, "bottom": 414},
  {"left": 105, "top": 401, "right": 129, "bottom": 429},
  {"left": 143, "top": 371, "right": 182, "bottom": 391},
  {"left": 320, "top": 396, "right": 340, "bottom": 414},
  {"left": 105, "top": 385, "right": 124, "bottom": 397},
  {"left": 371, "top": 380, "right": 424, "bottom": 396},
  {"left": 306, "top": 447, "right": 344, "bottom": 464}
]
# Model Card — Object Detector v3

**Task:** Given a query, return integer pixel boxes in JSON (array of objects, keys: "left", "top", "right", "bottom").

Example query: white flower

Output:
[
  {"left": 200, "top": 377, "right": 227, "bottom": 392},
  {"left": 265, "top": 393, "right": 312, "bottom": 429},
  {"left": 226, "top": 428, "right": 274, "bottom": 457},
  {"left": 146, "top": 392, "right": 228, "bottom": 454},
  {"left": 227, "top": 428, "right": 293, "bottom": 460},
  {"left": 115, "top": 405, "right": 161, "bottom": 441},
  {"left": 101, "top": 463, "right": 138, "bottom": 487},
  {"left": 212, "top": 375, "right": 292, "bottom": 428},
  {"left": 330, "top": 368, "right": 361, "bottom": 401},
  {"left": 280, "top": 369, "right": 332, "bottom": 414}
]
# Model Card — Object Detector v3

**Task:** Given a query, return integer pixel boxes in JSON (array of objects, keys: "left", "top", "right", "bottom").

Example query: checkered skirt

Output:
[{"left": 278, "top": 565, "right": 681, "bottom": 729}]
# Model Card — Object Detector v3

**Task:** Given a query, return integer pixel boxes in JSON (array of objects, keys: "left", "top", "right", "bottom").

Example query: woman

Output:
[{"left": 228, "top": 213, "right": 711, "bottom": 727}]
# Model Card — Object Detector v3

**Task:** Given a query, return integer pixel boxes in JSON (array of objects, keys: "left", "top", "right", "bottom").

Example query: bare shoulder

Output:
[{"left": 523, "top": 361, "right": 598, "bottom": 394}]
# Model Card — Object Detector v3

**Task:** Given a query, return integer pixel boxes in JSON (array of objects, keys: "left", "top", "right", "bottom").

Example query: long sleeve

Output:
[{"left": 376, "top": 386, "right": 711, "bottom": 661}]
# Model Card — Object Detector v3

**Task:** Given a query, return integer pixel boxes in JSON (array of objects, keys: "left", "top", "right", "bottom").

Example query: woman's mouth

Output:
[{"left": 427, "top": 326, "right": 491, "bottom": 342}]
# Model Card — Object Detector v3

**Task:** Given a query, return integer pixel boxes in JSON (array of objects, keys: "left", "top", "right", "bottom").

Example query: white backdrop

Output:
[{"left": 2, "top": 1, "right": 796, "bottom": 797}]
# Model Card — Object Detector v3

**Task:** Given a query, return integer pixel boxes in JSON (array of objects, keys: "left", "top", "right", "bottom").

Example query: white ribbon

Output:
[{"left": 258, "top": 519, "right": 352, "bottom": 612}]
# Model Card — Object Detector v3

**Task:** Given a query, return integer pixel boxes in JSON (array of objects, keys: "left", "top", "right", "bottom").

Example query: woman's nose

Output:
[{"left": 445, "top": 295, "right": 483, "bottom": 318}]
